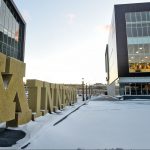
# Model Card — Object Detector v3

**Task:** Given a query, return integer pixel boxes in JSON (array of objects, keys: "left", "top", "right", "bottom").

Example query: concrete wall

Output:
[{"left": 107, "top": 81, "right": 116, "bottom": 96}]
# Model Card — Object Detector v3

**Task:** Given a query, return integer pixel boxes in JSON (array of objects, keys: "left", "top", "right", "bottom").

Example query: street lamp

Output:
[
  {"left": 86, "top": 83, "right": 88, "bottom": 100},
  {"left": 91, "top": 85, "right": 93, "bottom": 96},
  {"left": 82, "top": 78, "right": 85, "bottom": 101},
  {"left": 89, "top": 84, "right": 91, "bottom": 99}
]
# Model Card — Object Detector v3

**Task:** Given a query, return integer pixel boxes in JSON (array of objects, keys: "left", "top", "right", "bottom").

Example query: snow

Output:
[
  {"left": 0, "top": 97, "right": 85, "bottom": 149},
  {"left": 27, "top": 97, "right": 150, "bottom": 149},
  {"left": 1, "top": 96, "right": 150, "bottom": 149}
]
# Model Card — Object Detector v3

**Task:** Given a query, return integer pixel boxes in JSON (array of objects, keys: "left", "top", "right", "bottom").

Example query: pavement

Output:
[
  {"left": 0, "top": 98, "right": 87, "bottom": 149},
  {"left": 26, "top": 96, "right": 150, "bottom": 149},
  {"left": 2, "top": 95, "right": 144, "bottom": 148}
]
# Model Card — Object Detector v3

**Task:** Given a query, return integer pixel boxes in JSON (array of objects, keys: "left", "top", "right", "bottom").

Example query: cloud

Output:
[
  {"left": 96, "top": 24, "right": 111, "bottom": 33},
  {"left": 22, "top": 9, "right": 32, "bottom": 22},
  {"left": 66, "top": 13, "right": 77, "bottom": 25}
]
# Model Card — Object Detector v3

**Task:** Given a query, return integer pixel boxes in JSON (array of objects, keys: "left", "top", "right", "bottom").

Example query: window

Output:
[
  {"left": 126, "top": 28, "right": 132, "bottom": 37},
  {"left": 125, "top": 11, "right": 150, "bottom": 73},
  {"left": 0, "top": 0, "right": 24, "bottom": 61},
  {"left": 136, "top": 12, "right": 141, "bottom": 21}
]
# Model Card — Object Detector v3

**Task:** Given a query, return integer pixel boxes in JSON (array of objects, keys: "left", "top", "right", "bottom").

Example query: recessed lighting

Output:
[
  {"left": 139, "top": 47, "right": 143, "bottom": 50},
  {"left": 136, "top": 51, "right": 139, "bottom": 54},
  {"left": 145, "top": 56, "right": 148, "bottom": 59},
  {"left": 129, "top": 60, "right": 131, "bottom": 61},
  {"left": 131, "top": 57, "right": 134, "bottom": 59}
]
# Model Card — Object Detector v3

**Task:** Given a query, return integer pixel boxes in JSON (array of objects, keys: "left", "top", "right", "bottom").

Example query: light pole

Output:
[
  {"left": 82, "top": 78, "right": 85, "bottom": 101},
  {"left": 86, "top": 83, "right": 88, "bottom": 100},
  {"left": 89, "top": 84, "right": 91, "bottom": 99},
  {"left": 91, "top": 85, "right": 93, "bottom": 96}
]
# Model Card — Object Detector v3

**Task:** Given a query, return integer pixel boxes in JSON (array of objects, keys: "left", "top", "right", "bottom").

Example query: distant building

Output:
[
  {"left": 65, "top": 83, "right": 106, "bottom": 96},
  {"left": 105, "top": 2, "right": 150, "bottom": 97},
  {"left": 0, "top": 0, "right": 26, "bottom": 61},
  {"left": 92, "top": 83, "right": 107, "bottom": 95}
]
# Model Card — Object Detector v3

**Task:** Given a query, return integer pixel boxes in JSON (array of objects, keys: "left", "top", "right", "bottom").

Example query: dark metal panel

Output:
[
  {"left": 7, "top": 0, "right": 26, "bottom": 25},
  {"left": 115, "top": 5, "right": 129, "bottom": 77}
]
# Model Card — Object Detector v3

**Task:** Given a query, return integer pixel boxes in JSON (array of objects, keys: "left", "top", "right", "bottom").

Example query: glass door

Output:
[{"left": 125, "top": 86, "right": 131, "bottom": 95}]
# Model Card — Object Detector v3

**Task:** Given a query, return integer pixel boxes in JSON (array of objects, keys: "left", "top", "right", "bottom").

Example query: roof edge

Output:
[{"left": 9, "top": 0, "right": 26, "bottom": 25}]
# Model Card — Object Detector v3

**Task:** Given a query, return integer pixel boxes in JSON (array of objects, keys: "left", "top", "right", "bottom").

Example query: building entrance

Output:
[
  {"left": 125, "top": 86, "right": 131, "bottom": 95},
  {"left": 123, "top": 83, "right": 150, "bottom": 95}
]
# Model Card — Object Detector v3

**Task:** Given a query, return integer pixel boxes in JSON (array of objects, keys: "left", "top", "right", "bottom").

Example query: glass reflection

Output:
[
  {"left": 125, "top": 11, "right": 150, "bottom": 73},
  {"left": 0, "top": 0, "right": 23, "bottom": 60}
]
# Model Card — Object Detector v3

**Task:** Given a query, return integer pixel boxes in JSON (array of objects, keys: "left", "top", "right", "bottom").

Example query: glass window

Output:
[
  {"left": 12, "top": 17, "right": 16, "bottom": 33},
  {"left": 4, "top": 16, "right": 9, "bottom": 30},
  {"left": 8, "top": 14, "right": 12, "bottom": 32},
  {"left": 128, "top": 45, "right": 134, "bottom": 54},
  {"left": 6, "top": 45, "right": 10, "bottom": 56},
  {"left": 147, "top": 12, "right": 150, "bottom": 21},
  {"left": 131, "top": 13, "right": 136, "bottom": 22},
  {"left": 3, "top": 28, "right": 7, "bottom": 43},
  {"left": 141, "top": 12, "right": 147, "bottom": 21},
  {"left": 11, "top": 33, "right": 15, "bottom": 47},
  {"left": 126, "top": 11, "right": 150, "bottom": 73},
  {"left": 137, "top": 27, "right": 143, "bottom": 37},
  {"left": 132, "top": 28, "right": 138, "bottom": 37},
  {"left": 15, "top": 22, "right": 19, "bottom": 42},
  {"left": 0, "top": 7, "right": 4, "bottom": 26},
  {"left": 144, "top": 44, "right": 149, "bottom": 50},
  {"left": 126, "top": 24, "right": 132, "bottom": 28},
  {"left": 137, "top": 23, "right": 141, "bottom": 28},
  {"left": 2, "top": 43, "right": 6, "bottom": 54},
  {"left": 126, "top": 28, "right": 132, "bottom": 37},
  {"left": 0, "top": 25, "right": 3, "bottom": 41},
  {"left": 0, "top": 0, "right": 24, "bottom": 61},
  {"left": 143, "top": 27, "right": 148, "bottom": 36},
  {"left": 0, "top": 42, "right": 2, "bottom": 51},
  {"left": 132, "top": 23, "right": 136, "bottom": 28},
  {"left": 7, "top": 31, "right": 11, "bottom": 45},
  {"left": 148, "top": 27, "right": 150, "bottom": 36},
  {"left": 142, "top": 23, "right": 148, "bottom": 27},
  {"left": 136, "top": 12, "right": 141, "bottom": 21},
  {"left": 125, "top": 13, "right": 131, "bottom": 22}
]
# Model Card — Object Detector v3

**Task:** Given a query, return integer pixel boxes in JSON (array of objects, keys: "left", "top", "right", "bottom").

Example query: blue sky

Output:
[{"left": 14, "top": 0, "right": 150, "bottom": 84}]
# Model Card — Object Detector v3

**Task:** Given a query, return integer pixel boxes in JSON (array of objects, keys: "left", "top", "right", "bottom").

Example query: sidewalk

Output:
[
  {"left": 0, "top": 97, "right": 88, "bottom": 149},
  {"left": 27, "top": 99, "right": 150, "bottom": 149}
]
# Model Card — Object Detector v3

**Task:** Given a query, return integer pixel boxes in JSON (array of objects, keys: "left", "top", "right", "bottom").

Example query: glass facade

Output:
[
  {"left": 0, "top": 0, "right": 24, "bottom": 61},
  {"left": 119, "top": 83, "right": 150, "bottom": 95},
  {"left": 125, "top": 11, "right": 150, "bottom": 73}
]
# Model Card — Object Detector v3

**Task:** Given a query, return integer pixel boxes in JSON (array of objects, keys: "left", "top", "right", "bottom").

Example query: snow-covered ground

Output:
[
  {"left": 0, "top": 97, "right": 86, "bottom": 149},
  {"left": 1, "top": 95, "right": 150, "bottom": 149},
  {"left": 26, "top": 97, "right": 150, "bottom": 149}
]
